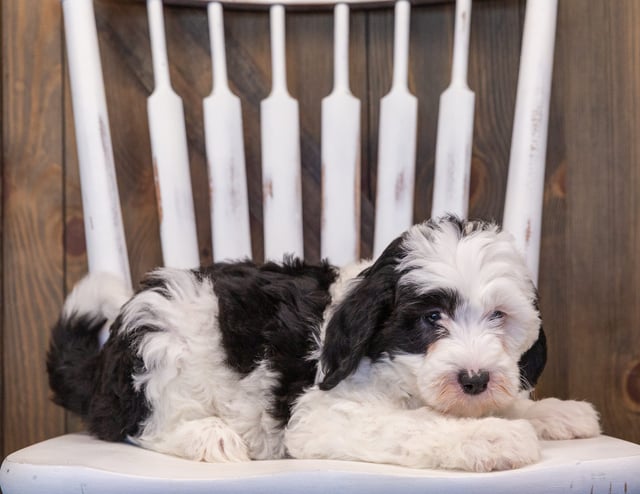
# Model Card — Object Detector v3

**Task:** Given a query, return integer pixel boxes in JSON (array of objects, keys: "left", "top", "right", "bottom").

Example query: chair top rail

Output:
[{"left": 125, "top": 0, "right": 454, "bottom": 10}]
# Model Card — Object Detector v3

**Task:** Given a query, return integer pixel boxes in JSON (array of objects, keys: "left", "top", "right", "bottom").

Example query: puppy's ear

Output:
[
  {"left": 518, "top": 325, "right": 547, "bottom": 390},
  {"left": 319, "top": 237, "right": 404, "bottom": 391}
]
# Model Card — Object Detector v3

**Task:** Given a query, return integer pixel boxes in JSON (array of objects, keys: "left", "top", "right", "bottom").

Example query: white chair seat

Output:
[{"left": 2, "top": 433, "right": 639, "bottom": 493}]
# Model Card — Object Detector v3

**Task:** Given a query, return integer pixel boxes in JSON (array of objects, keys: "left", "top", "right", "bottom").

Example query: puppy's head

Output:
[{"left": 320, "top": 216, "right": 546, "bottom": 418}]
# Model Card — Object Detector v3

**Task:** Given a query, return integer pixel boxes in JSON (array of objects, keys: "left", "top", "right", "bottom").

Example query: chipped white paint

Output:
[
  {"left": 261, "top": 5, "right": 304, "bottom": 261},
  {"left": 372, "top": 0, "right": 417, "bottom": 257},
  {"left": 431, "top": 0, "right": 474, "bottom": 221},
  {"left": 321, "top": 3, "right": 361, "bottom": 266},
  {"left": 62, "top": 0, "right": 131, "bottom": 289},
  {"left": 146, "top": 0, "right": 200, "bottom": 269},
  {"left": 205, "top": 2, "right": 253, "bottom": 262},
  {"left": 503, "top": 0, "right": 558, "bottom": 284}
]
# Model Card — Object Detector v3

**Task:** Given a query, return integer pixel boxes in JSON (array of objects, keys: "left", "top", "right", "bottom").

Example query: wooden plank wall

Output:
[{"left": 2, "top": 0, "right": 640, "bottom": 458}]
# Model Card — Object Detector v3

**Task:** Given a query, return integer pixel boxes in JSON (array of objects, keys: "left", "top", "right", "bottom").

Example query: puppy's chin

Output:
[{"left": 420, "top": 371, "right": 520, "bottom": 418}]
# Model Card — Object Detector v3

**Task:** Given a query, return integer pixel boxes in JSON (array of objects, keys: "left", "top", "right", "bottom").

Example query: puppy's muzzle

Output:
[{"left": 457, "top": 370, "right": 490, "bottom": 395}]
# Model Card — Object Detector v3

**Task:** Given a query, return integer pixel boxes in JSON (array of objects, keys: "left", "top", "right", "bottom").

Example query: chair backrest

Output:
[{"left": 61, "top": 0, "right": 557, "bottom": 286}]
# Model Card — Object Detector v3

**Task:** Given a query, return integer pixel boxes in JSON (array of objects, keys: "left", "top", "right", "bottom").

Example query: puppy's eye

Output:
[
  {"left": 424, "top": 310, "right": 442, "bottom": 324},
  {"left": 490, "top": 310, "right": 505, "bottom": 320}
]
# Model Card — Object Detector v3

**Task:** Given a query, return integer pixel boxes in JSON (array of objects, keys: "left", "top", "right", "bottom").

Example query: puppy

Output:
[{"left": 47, "top": 216, "right": 600, "bottom": 472}]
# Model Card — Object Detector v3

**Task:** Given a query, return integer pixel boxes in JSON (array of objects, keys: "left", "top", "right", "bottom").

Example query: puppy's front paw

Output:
[
  {"left": 452, "top": 418, "right": 540, "bottom": 472},
  {"left": 171, "top": 417, "right": 250, "bottom": 462},
  {"left": 525, "top": 398, "right": 601, "bottom": 440}
]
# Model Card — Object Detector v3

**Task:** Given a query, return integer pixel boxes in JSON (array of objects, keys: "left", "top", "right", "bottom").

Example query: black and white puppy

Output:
[{"left": 47, "top": 216, "right": 600, "bottom": 472}]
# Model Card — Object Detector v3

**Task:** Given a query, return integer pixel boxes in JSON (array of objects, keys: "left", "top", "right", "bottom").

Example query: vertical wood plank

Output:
[
  {"left": 2, "top": 0, "right": 66, "bottom": 455},
  {"left": 466, "top": 0, "right": 523, "bottom": 220},
  {"left": 535, "top": 0, "right": 570, "bottom": 401},
  {"left": 560, "top": 0, "right": 640, "bottom": 443}
]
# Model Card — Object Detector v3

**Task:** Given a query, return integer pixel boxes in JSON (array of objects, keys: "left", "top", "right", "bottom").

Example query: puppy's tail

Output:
[{"left": 46, "top": 273, "right": 131, "bottom": 417}]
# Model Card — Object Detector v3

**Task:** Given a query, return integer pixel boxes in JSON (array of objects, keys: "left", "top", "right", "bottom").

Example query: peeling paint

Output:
[
  {"left": 209, "top": 177, "right": 215, "bottom": 202},
  {"left": 263, "top": 179, "right": 274, "bottom": 199},
  {"left": 395, "top": 170, "right": 406, "bottom": 203},
  {"left": 525, "top": 219, "right": 532, "bottom": 245},
  {"left": 229, "top": 159, "right": 240, "bottom": 209},
  {"left": 99, "top": 117, "right": 110, "bottom": 160},
  {"left": 152, "top": 156, "right": 163, "bottom": 223}
]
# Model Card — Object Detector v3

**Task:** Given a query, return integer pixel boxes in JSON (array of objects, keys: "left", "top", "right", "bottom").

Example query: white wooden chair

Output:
[{"left": 2, "top": 0, "right": 640, "bottom": 492}]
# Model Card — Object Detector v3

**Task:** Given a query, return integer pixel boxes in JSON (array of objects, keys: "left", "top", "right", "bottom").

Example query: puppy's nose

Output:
[{"left": 457, "top": 370, "right": 490, "bottom": 395}]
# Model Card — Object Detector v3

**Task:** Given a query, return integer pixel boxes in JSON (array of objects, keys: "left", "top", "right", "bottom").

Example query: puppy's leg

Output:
[
  {"left": 119, "top": 269, "right": 251, "bottom": 462},
  {"left": 135, "top": 416, "right": 249, "bottom": 462},
  {"left": 286, "top": 391, "right": 540, "bottom": 472},
  {"left": 503, "top": 395, "right": 601, "bottom": 440}
]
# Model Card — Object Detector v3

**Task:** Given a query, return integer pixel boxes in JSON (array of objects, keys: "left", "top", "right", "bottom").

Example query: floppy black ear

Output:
[
  {"left": 319, "top": 237, "right": 405, "bottom": 391},
  {"left": 518, "top": 325, "right": 547, "bottom": 390}
]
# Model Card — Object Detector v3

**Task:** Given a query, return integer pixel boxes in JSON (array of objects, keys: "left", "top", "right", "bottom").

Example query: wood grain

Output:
[
  {"left": 2, "top": 0, "right": 67, "bottom": 455},
  {"left": 3, "top": 0, "right": 640, "bottom": 458},
  {"left": 559, "top": 0, "right": 640, "bottom": 440},
  {"left": 536, "top": 0, "right": 569, "bottom": 401}
]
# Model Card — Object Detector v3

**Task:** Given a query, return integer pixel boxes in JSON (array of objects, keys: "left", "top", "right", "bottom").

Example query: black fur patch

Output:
[
  {"left": 47, "top": 312, "right": 150, "bottom": 441},
  {"left": 203, "top": 257, "right": 338, "bottom": 426},
  {"left": 518, "top": 293, "right": 547, "bottom": 390},
  {"left": 518, "top": 326, "right": 547, "bottom": 390},
  {"left": 370, "top": 287, "right": 461, "bottom": 357},
  {"left": 47, "top": 313, "right": 106, "bottom": 417},
  {"left": 85, "top": 315, "right": 151, "bottom": 441},
  {"left": 320, "top": 236, "right": 407, "bottom": 390}
]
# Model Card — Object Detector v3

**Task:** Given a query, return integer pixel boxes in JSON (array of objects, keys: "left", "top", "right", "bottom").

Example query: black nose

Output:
[{"left": 457, "top": 370, "right": 490, "bottom": 395}]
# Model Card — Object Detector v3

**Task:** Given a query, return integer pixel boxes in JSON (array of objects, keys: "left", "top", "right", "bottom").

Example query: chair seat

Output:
[{"left": 2, "top": 433, "right": 639, "bottom": 493}]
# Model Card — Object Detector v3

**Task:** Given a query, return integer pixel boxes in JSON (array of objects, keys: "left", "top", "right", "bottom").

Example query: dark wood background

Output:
[{"left": 2, "top": 0, "right": 640, "bottom": 458}]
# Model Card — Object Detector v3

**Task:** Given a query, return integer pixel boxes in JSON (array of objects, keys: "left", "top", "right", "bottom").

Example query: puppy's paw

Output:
[
  {"left": 525, "top": 398, "right": 601, "bottom": 440},
  {"left": 453, "top": 418, "right": 541, "bottom": 472},
  {"left": 167, "top": 417, "right": 250, "bottom": 462},
  {"left": 199, "top": 420, "right": 250, "bottom": 462}
]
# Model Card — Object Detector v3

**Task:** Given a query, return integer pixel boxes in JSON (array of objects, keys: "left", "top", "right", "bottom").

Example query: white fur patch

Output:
[
  {"left": 62, "top": 272, "right": 132, "bottom": 346},
  {"left": 286, "top": 362, "right": 542, "bottom": 472},
  {"left": 120, "top": 268, "right": 284, "bottom": 461},
  {"left": 63, "top": 272, "right": 131, "bottom": 321}
]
